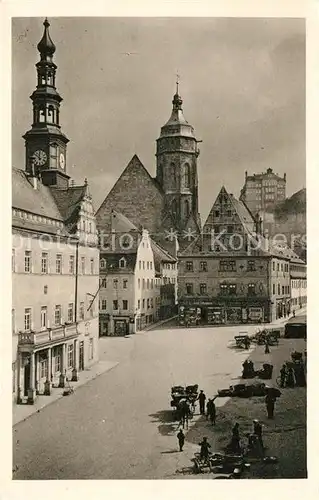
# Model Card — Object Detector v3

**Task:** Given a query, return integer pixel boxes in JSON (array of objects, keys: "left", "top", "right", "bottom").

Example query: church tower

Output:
[
  {"left": 23, "top": 18, "right": 70, "bottom": 189},
  {"left": 156, "top": 83, "right": 201, "bottom": 233}
]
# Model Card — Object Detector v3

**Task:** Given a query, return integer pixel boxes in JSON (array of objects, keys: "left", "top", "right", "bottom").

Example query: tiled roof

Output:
[
  {"left": 51, "top": 185, "right": 86, "bottom": 222},
  {"left": 229, "top": 194, "right": 256, "bottom": 232},
  {"left": 100, "top": 252, "right": 137, "bottom": 273},
  {"left": 150, "top": 238, "right": 177, "bottom": 272},
  {"left": 12, "top": 168, "right": 63, "bottom": 221},
  {"left": 111, "top": 210, "right": 139, "bottom": 232}
]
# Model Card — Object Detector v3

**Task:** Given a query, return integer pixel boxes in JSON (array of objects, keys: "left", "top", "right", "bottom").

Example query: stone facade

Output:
[{"left": 240, "top": 168, "right": 286, "bottom": 216}]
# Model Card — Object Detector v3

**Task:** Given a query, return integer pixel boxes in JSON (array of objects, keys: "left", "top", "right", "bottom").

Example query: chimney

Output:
[
  {"left": 245, "top": 170, "right": 248, "bottom": 180},
  {"left": 284, "top": 173, "right": 286, "bottom": 181}
]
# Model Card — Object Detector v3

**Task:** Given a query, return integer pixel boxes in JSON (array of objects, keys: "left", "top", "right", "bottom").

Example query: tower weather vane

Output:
[{"left": 176, "top": 71, "right": 180, "bottom": 93}]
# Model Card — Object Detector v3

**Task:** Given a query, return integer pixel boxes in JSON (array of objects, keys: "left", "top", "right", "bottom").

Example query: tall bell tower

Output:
[
  {"left": 23, "top": 18, "right": 70, "bottom": 189},
  {"left": 156, "top": 82, "right": 201, "bottom": 233}
]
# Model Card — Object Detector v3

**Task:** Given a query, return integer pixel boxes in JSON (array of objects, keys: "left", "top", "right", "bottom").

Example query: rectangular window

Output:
[
  {"left": 186, "top": 261, "right": 194, "bottom": 272},
  {"left": 186, "top": 283, "right": 193, "bottom": 295},
  {"left": 214, "top": 210, "right": 220, "bottom": 218},
  {"left": 101, "top": 299, "right": 107, "bottom": 310},
  {"left": 113, "top": 300, "right": 118, "bottom": 310},
  {"left": 67, "top": 344, "right": 74, "bottom": 369},
  {"left": 79, "top": 302, "right": 85, "bottom": 320},
  {"left": 24, "top": 250, "right": 31, "bottom": 273},
  {"left": 229, "top": 284, "right": 237, "bottom": 295},
  {"left": 227, "top": 225, "right": 234, "bottom": 234},
  {"left": 143, "top": 261, "right": 145, "bottom": 270},
  {"left": 278, "top": 284, "right": 280, "bottom": 295},
  {"left": 282, "top": 285, "right": 285, "bottom": 295},
  {"left": 139, "top": 260, "right": 141, "bottom": 270},
  {"left": 147, "top": 262, "right": 149, "bottom": 270},
  {"left": 24, "top": 308, "right": 31, "bottom": 331},
  {"left": 200, "top": 261, "right": 207, "bottom": 272},
  {"left": 89, "top": 338, "right": 94, "bottom": 360},
  {"left": 101, "top": 278, "right": 107, "bottom": 288},
  {"left": 147, "top": 298, "right": 150, "bottom": 309},
  {"left": 142, "top": 299, "right": 145, "bottom": 309},
  {"left": 247, "top": 260, "right": 256, "bottom": 271},
  {"left": 150, "top": 262, "right": 153, "bottom": 270},
  {"left": 138, "top": 278, "right": 141, "bottom": 289},
  {"left": 54, "top": 305, "right": 62, "bottom": 325},
  {"left": 219, "top": 284, "right": 228, "bottom": 295},
  {"left": 272, "top": 261, "right": 275, "bottom": 271},
  {"left": 151, "top": 298, "right": 154, "bottom": 308},
  {"left": 123, "top": 279, "right": 128, "bottom": 289},
  {"left": 273, "top": 283, "right": 275, "bottom": 295},
  {"left": 138, "top": 299, "right": 141, "bottom": 309},
  {"left": 199, "top": 283, "right": 207, "bottom": 294},
  {"left": 68, "top": 303, "right": 74, "bottom": 322},
  {"left": 113, "top": 279, "right": 118, "bottom": 289},
  {"left": 12, "top": 249, "right": 15, "bottom": 272},
  {"left": 247, "top": 284, "right": 256, "bottom": 295},
  {"left": 69, "top": 255, "right": 75, "bottom": 274},
  {"left": 56, "top": 254, "right": 62, "bottom": 274},
  {"left": 277, "top": 263, "right": 279, "bottom": 272},
  {"left": 219, "top": 260, "right": 236, "bottom": 272},
  {"left": 81, "top": 256, "right": 85, "bottom": 274},
  {"left": 90, "top": 258, "right": 94, "bottom": 274},
  {"left": 41, "top": 252, "right": 48, "bottom": 274},
  {"left": 54, "top": 351, "right": 61, "bottom": 373},
  {"left": 41, "top": 306, "right": 47, "bottom": 329},
  {"left": 40, "top": 357, "right": 48, "bottom": 379},
  {"left": 122, "top": 300, "right": 128, "bottom": 310},
  {"left": 287, "top": 285, "right": 290, "bottom": 294}
]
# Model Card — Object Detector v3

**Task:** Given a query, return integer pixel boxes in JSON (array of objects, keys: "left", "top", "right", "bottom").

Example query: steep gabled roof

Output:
[
  {"left": 110, "top": 209, "right": 139, "bottom": 232},
  {"left": 150, "top": 238, "right": 177, "bottom": 273},
  {"left": 12, "top": 168, "right": 63, "bottom": 221},
  {"left": 229, "top": 194, "right": 256, "bottom": 232}
]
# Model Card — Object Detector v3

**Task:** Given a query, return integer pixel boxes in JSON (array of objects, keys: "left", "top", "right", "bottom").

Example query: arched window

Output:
[
  {"left": 184, "top": 163, "right": 191, "bottom": 188},
  {"left": 39, "top": 106, "right": 45, "bottom": 123},
  {"left": 47, "top": 105, "right": 54, "bottom": 124},
  {"left": 184, "top": 199, "right": 190, "bottom": 217},
  {"left": 119, "top": 257, "right": 126, "bottom": 268}
]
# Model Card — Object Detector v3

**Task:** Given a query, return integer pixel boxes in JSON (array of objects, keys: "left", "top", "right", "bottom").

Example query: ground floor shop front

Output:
[
  {"left": 178, "top": 298, "right": 272, "bottom": 326},
  {"left": 13, "top": 319, "right": 99, "bottom": 405}
]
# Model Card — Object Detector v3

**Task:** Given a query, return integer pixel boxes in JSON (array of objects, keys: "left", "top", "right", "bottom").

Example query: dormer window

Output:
[{"left": 119, "top": 257, "right": 126, "bottom": 268}]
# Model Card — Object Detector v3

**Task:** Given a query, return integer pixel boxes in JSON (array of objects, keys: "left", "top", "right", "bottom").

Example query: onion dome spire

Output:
[{"left": 37, "top": 18, "right": 56, "bottom": 61}]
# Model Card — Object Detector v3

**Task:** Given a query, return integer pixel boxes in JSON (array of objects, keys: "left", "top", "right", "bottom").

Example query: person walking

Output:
[
  {"left": 206, "top": 398, "right": 212, "bottom": 420},
  {"left": 264, "top": 338, "right": 270, "bottom": 354},
  {"left": 177, "top": 429, "right": 185, "bottom": 452},
  {"left": 286, "top": 366, "right": 296, "bottom": 388},
  {"left": 198, "top": 390, "right": 206, "bottom": 415}
]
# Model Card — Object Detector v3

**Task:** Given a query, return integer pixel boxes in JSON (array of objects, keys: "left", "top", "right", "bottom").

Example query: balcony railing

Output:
[{"left": 18, "top": 324, "right": 78, "bottom": 346}]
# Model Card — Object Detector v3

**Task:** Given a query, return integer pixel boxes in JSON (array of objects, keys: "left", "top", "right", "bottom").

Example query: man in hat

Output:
[
  {"left": 177, "top": 428, "right": 185, "bottom": 452},
  {"left": 198, "top": 390, "right": 206, "bottom": 415}
]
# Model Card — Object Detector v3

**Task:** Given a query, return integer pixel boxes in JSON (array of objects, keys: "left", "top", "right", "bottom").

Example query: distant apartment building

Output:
[
  {"left": 240, "top": 168, "right": 286, "bottom": 215},
  {"left": 98, "top": 211, "right": 177, "bottom": 336}
]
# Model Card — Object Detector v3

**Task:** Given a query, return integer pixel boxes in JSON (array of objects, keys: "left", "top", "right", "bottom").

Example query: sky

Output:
[{"left": 12, "top": 17, "right": 305, "bottom": 221}]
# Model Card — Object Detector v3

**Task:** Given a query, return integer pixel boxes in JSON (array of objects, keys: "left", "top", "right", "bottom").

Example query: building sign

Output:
[
  {"left": 248, "top": 307, "right": 263, "bottom": 321},
  {"left": 207, "top": 307, "right": 224, "bottom": 325}
]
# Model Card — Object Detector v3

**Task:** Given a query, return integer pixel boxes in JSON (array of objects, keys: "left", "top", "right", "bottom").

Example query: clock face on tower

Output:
[
  {"left": 33, "top": 149, "right": 47, "bottom": 166},
  {"left": 59, "top": 152, "right": 65, "bottom": 169}
]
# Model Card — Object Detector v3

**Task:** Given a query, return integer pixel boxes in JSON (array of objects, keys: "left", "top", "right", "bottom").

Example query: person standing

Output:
[
  {"left": 265, "top": 393, "right": 276, "bottom": 419},
  {"left": 264, "top": 338, "right": 270, "bottom": 354},
  {"left": 210, "top": 400, "right": 216, "bottom": 425},
  {"left": 253, "top": 419, "right": 264, "bottom": 451},
  {"left": 231, "top": 422, "right": 241, "bottom": 453},
  {"left": 198, "top": 390, "right": 206, "bottom": 415},
  {"left": 206, "top": 398, "right": 212, "bottom": 420},
  {"left": 199, "top": 437, "right": 211, "bottom": 461},
  {"left": 177, "top": 429, "right": 185, "bottom": 452}
]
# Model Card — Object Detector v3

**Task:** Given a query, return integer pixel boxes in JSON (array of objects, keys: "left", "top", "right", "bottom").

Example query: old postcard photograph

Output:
[{"left": 1, "top": 0, "right": 318, "bottom": 498}]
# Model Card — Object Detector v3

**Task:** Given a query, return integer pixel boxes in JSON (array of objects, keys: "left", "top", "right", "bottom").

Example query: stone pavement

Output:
[{"left": 12, "top": 359, "right": 119, "bottom": 426}]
